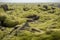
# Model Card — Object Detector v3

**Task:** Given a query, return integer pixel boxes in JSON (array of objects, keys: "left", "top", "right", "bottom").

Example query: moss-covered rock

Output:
[
  {"left": 3, "top": 19, "right": 19, "bottom": 27},
  {"left": 0, "top": 13, "right": 7, "bottom": 21}
]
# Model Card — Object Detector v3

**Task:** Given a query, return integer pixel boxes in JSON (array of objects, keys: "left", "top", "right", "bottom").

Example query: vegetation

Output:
[{"left": 0, "top": 3, "right": 60, "bottom": 40}]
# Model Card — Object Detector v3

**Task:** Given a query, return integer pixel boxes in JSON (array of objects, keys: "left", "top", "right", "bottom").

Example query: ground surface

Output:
[{"left": 0, "top": 3, "right": 60, "bottom": 40}]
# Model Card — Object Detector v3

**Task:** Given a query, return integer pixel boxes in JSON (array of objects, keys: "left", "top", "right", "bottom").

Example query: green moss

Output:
[
  {"left": 3, "top": 19, "right": 18, "bottom": 27},
  {"left": 0, "top": 13, "right": 7, "bottom": 21},
  {"left": 0, "top": 3, "right": 60, "bottom": 40}
]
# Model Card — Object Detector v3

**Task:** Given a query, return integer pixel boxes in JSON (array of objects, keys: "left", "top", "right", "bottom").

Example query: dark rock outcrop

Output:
[
  {"left": 51, "top": 7, "right": 55, "bottom": 10},
  {"left": 31, "top": 28, "right": 40, "bottom": 32},
  {"left": 26, "top": 15, "right": 39, "bottom": 21},
  {"left": 1, "top": 4, "right": 14, "bottom": 12},
  {"left": 23, "top": 7, "right": 30, "bottom": 11},
  {"left": 20, "top": 22, "right": 30, "bottom": 30}
]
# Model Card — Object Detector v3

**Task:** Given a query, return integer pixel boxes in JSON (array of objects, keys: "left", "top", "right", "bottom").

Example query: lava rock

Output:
[
  {"left": 37, "top": 4, "right": 40, "bottom": 7},
  {"left": 0, "top": 14, "right": 7, "bottom": 26},
  {"left": 8, "top": 25, "right": 20, "bottom": 35},
  {"left": 48, "top": 11, "right": 55, "bottom": 13},
  {"left": 26, "top": 15, "right": 39, "bottom": 21},
  {"left": 1, "top": 4, "right": 14, "bottom": 11},
  {"left": 2, "top": 19, "right": 19, "bottom": 27},
  {"left": 51, "top": 7, "right": 55, "bottom": 10},
  {"left": 20, "top": 22, "right": 30, "bottom": 30},
  {"left": 31, "top": 28, "right": 40, "bottom": 32},
  {"left": 0, "top": 26, "right": 5, "bottom": 31},
  {"left": 0, "top": 15, "right": 6, "bottom": 21},
  {"left": 1, "top": 27, "right": 5, "bottom": 31},
  {"left": 23, "top": 7, "right": 29, "bottom": 11},
  {"left": 27, "top": 19, "right": 34, "bottom": 22},
  {"left": 43, "top": 5, "right": 48, "bottom": 10},
  {"left": 0, "top": 21, "right": 1, "bottom": 26},
  {"left": 0, "top": 26, "right": 2, "bottom": 29}
]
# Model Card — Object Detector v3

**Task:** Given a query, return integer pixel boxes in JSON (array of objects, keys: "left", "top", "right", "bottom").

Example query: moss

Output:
[
  {"left": 3, "top": 19, "right": 18, "bottom": 27},
  {"left": 0, "top": 3, "right": 60, "bottom": 40},
  {"left": 0, "top": 13, "right": 7, "bottom": 21}
]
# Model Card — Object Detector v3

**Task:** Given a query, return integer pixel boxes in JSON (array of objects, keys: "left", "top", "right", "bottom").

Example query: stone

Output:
[
  {"left": 20, "top": 22, "right": 30, "bottom": 30},
  {"left": 43, "top": 5, "right": 48, "bottom": 10},
  {"left": 51, "top": 7, "right": 55, "bottom": 10},
  {"left": 31, "top": 28, "right": 40, "bottom": 32},
  {"left": 26, "top": 15, "right": 39, "bottom": 21},
  {"left": 1, "top": 4, "right": 14, "bottom": 11},
  {"left": 23, "top": 7, "right": 29, "bottom": 11}
]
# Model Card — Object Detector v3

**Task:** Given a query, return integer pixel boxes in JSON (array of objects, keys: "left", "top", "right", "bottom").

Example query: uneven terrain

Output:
[{"left": 0, "top": 3, "right": 60, "bottom": 40}]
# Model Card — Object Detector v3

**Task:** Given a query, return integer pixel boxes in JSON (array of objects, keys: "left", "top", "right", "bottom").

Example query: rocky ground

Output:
[{"left": 0, "top": 3, "right": 60, "bottom": 40}]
